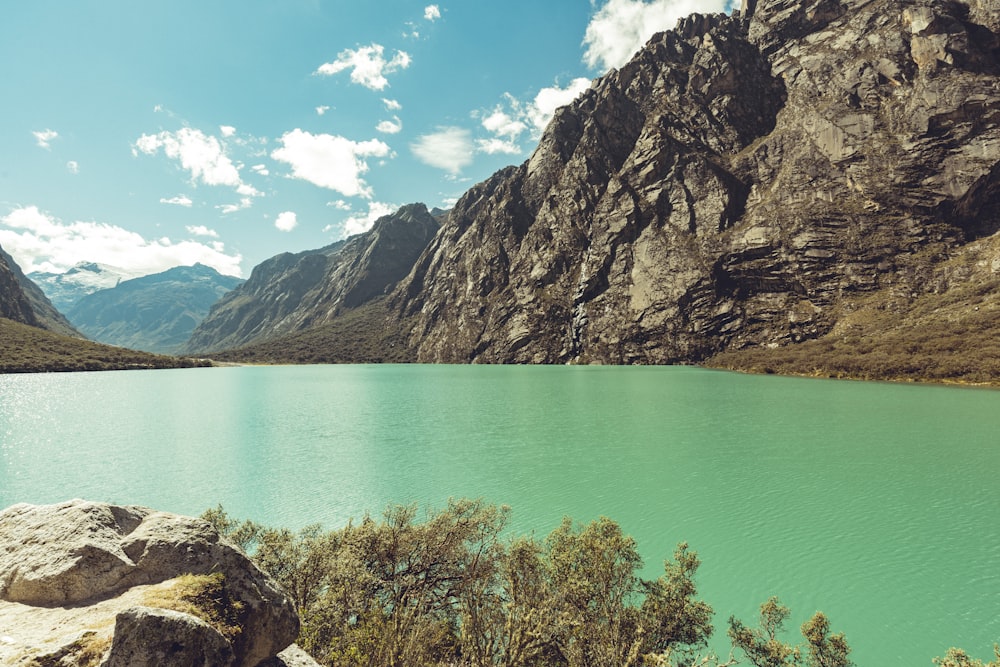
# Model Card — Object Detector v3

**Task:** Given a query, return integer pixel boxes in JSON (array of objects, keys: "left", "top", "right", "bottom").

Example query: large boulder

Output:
[{"left": 0, "top": 500, "right": 299, "bottom": 667}]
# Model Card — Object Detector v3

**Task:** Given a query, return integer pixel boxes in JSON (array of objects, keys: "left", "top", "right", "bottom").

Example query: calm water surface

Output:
[{"left": 2, "top": 365, "right": 998, "bottom": 664}]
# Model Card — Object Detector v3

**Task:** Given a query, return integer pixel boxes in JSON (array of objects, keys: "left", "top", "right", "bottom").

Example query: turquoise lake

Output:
[{"left": 1, "top": 364, "right": 998, "bottom": 664}]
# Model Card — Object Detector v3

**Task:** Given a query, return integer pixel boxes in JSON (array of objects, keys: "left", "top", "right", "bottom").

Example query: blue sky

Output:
[{"left": 1, "top": 0, "right": 736, "bottom": 279}]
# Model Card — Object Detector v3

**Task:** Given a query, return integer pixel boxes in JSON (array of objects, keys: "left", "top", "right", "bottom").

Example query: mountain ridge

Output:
[{"left": 67, "top": 263, "right": 243, "bottom": 354}]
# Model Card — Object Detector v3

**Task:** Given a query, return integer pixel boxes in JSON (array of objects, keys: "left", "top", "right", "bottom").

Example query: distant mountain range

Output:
[
  {"left": 66, "top": 264, "right": 243, "bottom": 354},
  {"left": 0, "top": 245, "right": 79, "bottom": 337},
  {"left": 29, "top": 262, "right": 143, "bottom": 314}
]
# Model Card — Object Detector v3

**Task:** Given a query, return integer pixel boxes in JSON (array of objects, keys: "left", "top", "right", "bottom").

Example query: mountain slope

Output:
[
  {"left": 185, "top": 203, "right": 439, "bottom": 353},
  {"left": 0, "top": 318, "right": 210, "bottom": 373},
  {"left": 67, "top": 264, "right": 243, "bottom": 354},
  {"left": 0, "top": 245, "right": 79, "bottom": 337},
  {"left": 385, "top": 0, "right": 1000, "bottom": 364}
]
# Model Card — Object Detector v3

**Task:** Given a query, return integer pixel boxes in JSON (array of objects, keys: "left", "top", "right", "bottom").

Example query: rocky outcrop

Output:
[
  {"left": 0, "top": 244, "right": 79, "bottom": 337},
  {"left": 388, "top": 0, "right": 1000, "bottom": 363},
  {"left": 0, "top": 500, "right": 299, "bottom": 667},
  {"left": 65, "top": 264, "right": 243, "bottom": 354},
  {"left": 185, "top": 203, "right": 440, "bottom": 353}
]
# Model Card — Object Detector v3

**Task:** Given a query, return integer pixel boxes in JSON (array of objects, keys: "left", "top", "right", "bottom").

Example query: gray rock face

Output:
[
  {"left": 0, "top": 244, "right": 79, "bottom": 337},
  {"left": 185, "top": 203, "right": 440, "bottom": 353},
  {"left": 0, "top": 500, "right": 298, "bottom": 667},
  {"left": 389, "top": 0, "right": 1000, "bottom": 363},
  {"left": 104, "top": 607, "right": 236, "bottom": 667}
]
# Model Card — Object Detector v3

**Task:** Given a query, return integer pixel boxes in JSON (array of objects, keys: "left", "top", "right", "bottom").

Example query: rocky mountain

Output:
[
  {"left": 29, "top": 261, "right": 143, "bottom": 313},
  {"left": 0, "top": 499, "right": 311, "bottom": 667},
  {"left": 0, "top": 243, "right": 79, "bottom": 337},
  {"left": 185, "top": 203, "right": 440, "bottom": 353},
  {"left": 383, "top": 0, "right": 1000, "bottom": 364},
  {"left": 67, "top": 263, "right": 243, "bottom": 354}
]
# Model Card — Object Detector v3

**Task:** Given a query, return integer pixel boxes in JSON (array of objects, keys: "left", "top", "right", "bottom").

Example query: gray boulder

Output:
[{"left": 0, "top": 500, "right": 299, "bottom": 667}]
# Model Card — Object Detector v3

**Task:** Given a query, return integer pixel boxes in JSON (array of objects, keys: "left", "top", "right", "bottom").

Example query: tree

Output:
[
  {"left": 934, "top": 646, "right": 1000, "bottom": 667},
  {"left": 800, "top": 612, "right": 852, "bottom": 667},
  {"left": 728, "top": 597, "right": 800, "bottom": 667}
]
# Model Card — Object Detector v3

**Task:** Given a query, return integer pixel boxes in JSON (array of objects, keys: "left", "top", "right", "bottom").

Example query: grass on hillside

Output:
[
  {"left": 0, "top": 318, "right": 211, "bottom": 373},
  {"left": 209, "top": 297, "right": 415, "bottom": 364},
  {"left": 708, "top": 243, "right": 1000, "bottom": 386}
]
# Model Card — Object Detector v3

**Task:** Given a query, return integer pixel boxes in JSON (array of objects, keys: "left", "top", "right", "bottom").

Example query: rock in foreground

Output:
[{"left": 0, "top": 499, "right": 300, "bottom": 667}]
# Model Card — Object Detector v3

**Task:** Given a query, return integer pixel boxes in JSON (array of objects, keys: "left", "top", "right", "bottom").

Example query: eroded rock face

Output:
[
  {"left": 389, "top": 0, "right": 1000, "bottom": 363},
  {"left": 0, "top": 500, "right": 298, "bottom": 667}
]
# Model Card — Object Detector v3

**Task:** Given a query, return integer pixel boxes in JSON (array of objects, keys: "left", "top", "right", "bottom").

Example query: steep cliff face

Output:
[
  {"left": 185, "top": 203, "right": 440, "bottom": 353},
  {"left": 390, "top": 0, "right": 1000, "bottom": 363},
  {"left": 0, "top": 244, "right": 79, "bottom": 337}
]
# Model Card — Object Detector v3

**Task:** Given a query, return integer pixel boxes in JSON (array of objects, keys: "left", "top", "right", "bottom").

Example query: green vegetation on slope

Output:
[
  {"left": 205, "top": 501, "right": 869, "bottom": 667},
  {"left": 208, "top": 298, "right": 415, "bottom": 365},
  {"left": 0, "top": 317, "right": 210, "bottom": 373}
]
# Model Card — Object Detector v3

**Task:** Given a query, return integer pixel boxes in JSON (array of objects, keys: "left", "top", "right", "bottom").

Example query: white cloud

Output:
[
  {"left": 325, "top": 201, "right": 398, "bottom": 238},
  {"left": 383, "top": 98, "right": 402, "bottom": 111},
  {"left": 251, "top": 164, "right": 269, "bottom": 176},
  {"left": 220, "top": 125, "right": 237, "bottom": 137},
  {"left": 376, "top": 116, "right": 403, "bottom": 134},
  {"left": 271, "top": 128, "right": 391, "bottom": 198},
  {"left": 481, "top": 105, "right": 528, "bottom": 139},
  {"left": 134, "top": 128, "right": 240, "bottom": 187},
  {"left": 315, "top": 44, "right": 412, "bottom": 91},
  {"left": 66, "top": 161, "right": 79, "bottom": 174},
  {"left": 0, "top": 205, "right": 243, "bottom": 277},
  {"left": 328, "top": 200, "right": 352, "bottom": 211},
  {"left": 160, "top": 195, "right": 193, "bottom": 207},
  {"left": 477, "top": 138, "right": 522, "bottom": 155},
  {"left": 424, "top": 5, "right": 441, "bottom": 20},
  {"left": 275, "top": 211, "right": 298, "bottom": 232},
  {"left": 411, "top": 127, "right": 474, "bottom": 175},
  {"left": 583, "top": 0, "right": 727, "bottom": 71},
  {"left": 474, "top": 78, "right": 591, "bottom": 155},
  {"left": 316, "top": 105, "right": 331, "bottom": 115},
  {"left": 33, "top": 129, "right": 58, "bottom": 149},
  {"left": 134, "top": 127, "right": 264, "bottom": 209},
  {"left": 528, "top": 78, "right": 592, "bottom": 132},
  {"left": 186, "top": 225, "right": 219, "bottom": 238}
]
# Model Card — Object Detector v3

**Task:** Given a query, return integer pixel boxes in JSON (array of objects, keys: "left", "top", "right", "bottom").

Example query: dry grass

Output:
[
  {"left": 0, "top": 318, "right": 211, "bottom": 373},
  {"left": 141, "top": 573, "right": 245, "bottom": 642}
]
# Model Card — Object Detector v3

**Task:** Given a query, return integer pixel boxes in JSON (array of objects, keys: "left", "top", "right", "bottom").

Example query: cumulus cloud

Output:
[
  {"left": 134, "top": 127, "right": 263, "bottom": 208},
  {"left": 411, "top": 127, "right": 474, "bottom": 175},
  {"left": 134, "top": 128, "right": 240, "bottom": 186},
  {"left": 316, "top": 105, "right": 331, "bottom": 115},
  {"left": 383, "top": 98, "right": 402, "bottom": 111},
  {"left": 186, "top": 225, "right": 218, "bottom": 237},
  {"left": 275, "top": 211, "right": 298, "bottom": 232},
  {"left": 271, "top": 128, "right": 391, "bottom": 198},
  {"left": 325, "top": 201, "right": 398, "bottom": 238},
  {"left": 477, "top": 138, "right": 522, "bottom": 155},
  {"left": 0, "top": 205, "right": 243, "bottom": 277},
  {"left": 528, "top": 78, "right": 592, "bottom": 131},
  {"left": 583, "top": 0, "right": 728, "bottom": 71},
  {"left": 376, "top": 116, "right": 403, "bottom": 134},
  {"left": 220, "top": 125, "right": 237, "bottom": 137},
  {"left": 424, "top": 5, "right": 441, "bottom": 20},
  {"left": 315, "top": 44, "right": 412, "bottom": 91},
  {"left": 160, "top": 195, "right": 193, "bottom": 207},
  {"left": 328, "top": 200, "right": 352, "bottom": 211},
  {"left": 33, "top": 129, "right": 58, "bottom": 149},
  {"left": 66, "top": 161, "right": 79, "bottom": 174},
  {"left": 251, "top": 164, "right": 269, "bottom": 176},
  {"left": 475, "top": 78, "right": 591, "bottom": 154}
]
